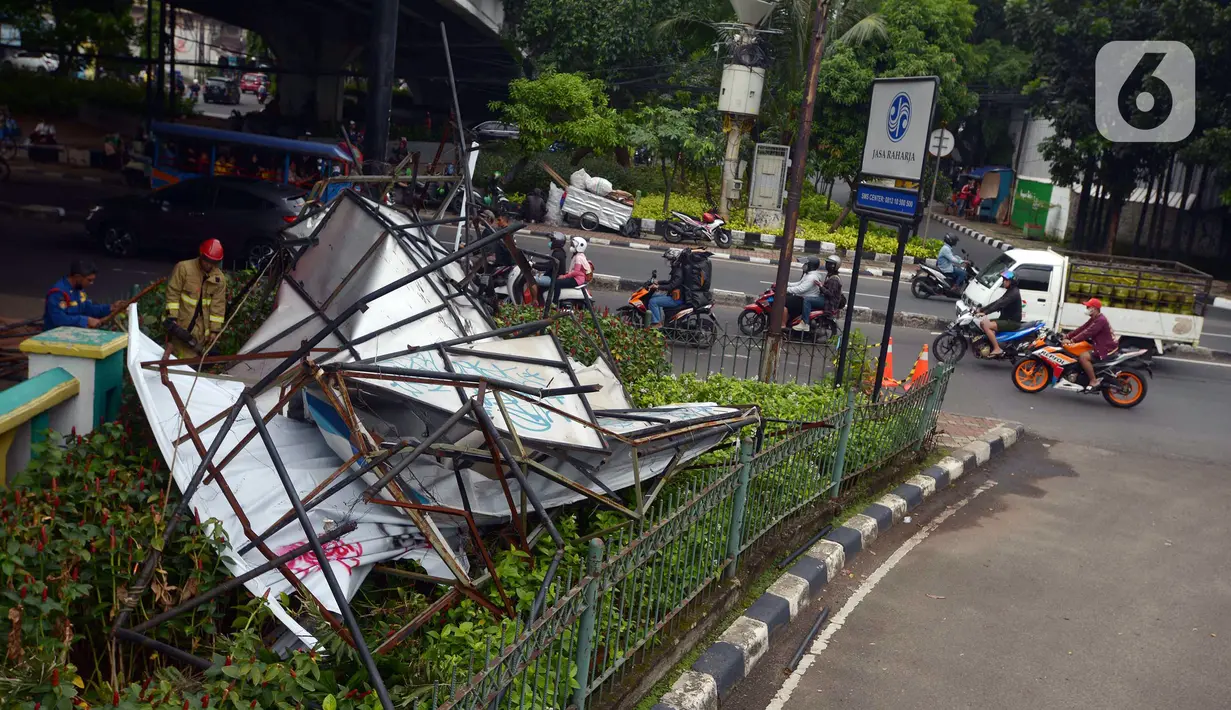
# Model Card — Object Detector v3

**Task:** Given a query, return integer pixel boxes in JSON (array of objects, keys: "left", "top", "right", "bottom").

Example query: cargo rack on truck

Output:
[{"left": 1059, "top": 251, "right": 1213, "bottom": 317}]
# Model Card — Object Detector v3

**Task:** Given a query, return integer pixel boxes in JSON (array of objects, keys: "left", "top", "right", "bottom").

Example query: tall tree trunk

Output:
[
  {"left": 1170, "top": 163, "right": 1194, "bottom": 260},
  {"left": 1148, "top": 154, "right": 1176, "bottom": 256},
  {"left": 1103, "top": 194, "right": 1124, "bottom": 255},
  {"left": 661, "top": 157, "right": 672, "bottom": 215},
  {"left": 1073, "top": 163, "right": 1095, "bottom": 248},
  {"left": 1185, "top": 165, "right": 1210, "bottom": 258},
  {"left": 1132, "top": 173, "right": 1155, "bottom": 256},
  {"left": 831, "top": 181, "right": 857, "bottom": 230}
]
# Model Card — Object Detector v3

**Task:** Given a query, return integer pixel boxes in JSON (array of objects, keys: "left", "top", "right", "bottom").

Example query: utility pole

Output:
[{"left": 759, "top": 0, "right": 830, "bottom": 382}]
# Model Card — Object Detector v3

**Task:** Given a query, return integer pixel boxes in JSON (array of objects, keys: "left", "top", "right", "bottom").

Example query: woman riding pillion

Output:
[
  {"left": 551, "top": 236, "right": 593, "bottom": 302},
  {"left": 786, "top": 254, "right": 843, "bottom": 332}
]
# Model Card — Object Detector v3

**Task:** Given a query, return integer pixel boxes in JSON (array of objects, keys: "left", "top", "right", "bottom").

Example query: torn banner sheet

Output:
[{"left": 126, "top": 307, "right": 466, "bottom": 644}]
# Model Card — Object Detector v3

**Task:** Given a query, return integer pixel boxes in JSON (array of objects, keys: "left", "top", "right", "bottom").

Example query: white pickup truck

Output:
[{"left": 958, "top": 247, "right": 1213, "bottom": 356}]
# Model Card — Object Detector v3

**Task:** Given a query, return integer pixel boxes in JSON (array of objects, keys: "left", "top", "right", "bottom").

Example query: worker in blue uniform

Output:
[{"left": 43, "top": 259, "right": 118, "bottom": 331}]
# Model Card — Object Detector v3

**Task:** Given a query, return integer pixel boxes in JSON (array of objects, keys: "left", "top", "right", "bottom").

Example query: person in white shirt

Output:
[{"left": 786, "top": 254, "right": 843, "bottom": 331}]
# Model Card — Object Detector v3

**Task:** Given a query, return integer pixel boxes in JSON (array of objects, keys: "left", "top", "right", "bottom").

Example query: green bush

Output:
[
  {"left": 0, "top": 68, "right": 193, "bottom": 120},
  {"left": 493, "top": 302, "right": 671, "bottom": 383},
  {"left": 628, "top": 373, "right": 846, "bottom": 421},
  {"left": 476, "top": 146, "right": 671, "bottom": 197}
]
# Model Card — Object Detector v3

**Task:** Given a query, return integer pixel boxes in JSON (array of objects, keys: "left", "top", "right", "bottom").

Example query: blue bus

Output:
[{"left": 146, "top": 121, "right": 357, "bottom": 203}]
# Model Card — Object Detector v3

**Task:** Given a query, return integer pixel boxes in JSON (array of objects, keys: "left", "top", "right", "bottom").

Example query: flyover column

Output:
[{"left": 364, "top": 0, "right": 399, "bottom": 169}]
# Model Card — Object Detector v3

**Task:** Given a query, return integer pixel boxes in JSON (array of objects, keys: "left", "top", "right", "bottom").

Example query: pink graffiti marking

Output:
[{"left": 273, "top": 538, "right": 364, "bottom": 578}]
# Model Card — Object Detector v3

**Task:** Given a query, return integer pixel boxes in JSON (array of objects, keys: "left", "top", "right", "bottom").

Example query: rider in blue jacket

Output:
[{"left": 43, "top": 260, "right": 116, "bottom": 331}]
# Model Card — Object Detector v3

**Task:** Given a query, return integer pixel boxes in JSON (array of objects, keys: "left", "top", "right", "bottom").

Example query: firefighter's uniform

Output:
[{"left": 165, "top": 258, "right": 227, "bottom": 359}]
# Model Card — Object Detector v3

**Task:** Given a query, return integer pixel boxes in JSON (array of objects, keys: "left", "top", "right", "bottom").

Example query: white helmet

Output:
[{"left": 570, "top": 236, "right": 588, "bottom": 254}]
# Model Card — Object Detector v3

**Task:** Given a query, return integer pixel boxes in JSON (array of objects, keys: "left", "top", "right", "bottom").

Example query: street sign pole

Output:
[{"left": 920, "top": 126, "right": 953, "bottom": 245}]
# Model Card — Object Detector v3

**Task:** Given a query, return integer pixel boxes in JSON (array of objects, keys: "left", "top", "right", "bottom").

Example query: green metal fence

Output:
[{"left": 432, "top": 365, "right": 953, "bottom": 710}]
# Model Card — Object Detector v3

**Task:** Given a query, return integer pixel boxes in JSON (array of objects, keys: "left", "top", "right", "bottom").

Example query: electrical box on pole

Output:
[{"left": 718, "top": 65, "right": 766, "bottom": 117}]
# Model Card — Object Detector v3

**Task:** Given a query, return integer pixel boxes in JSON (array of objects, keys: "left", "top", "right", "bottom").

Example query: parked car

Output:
[
  {"left": 203, "top": 76, "right": 241, "bottom": 104},
  {"left": 471, "top": 121, "right": 519, "bottom": 141},
  {"left": 2, "top": 50, "right": 58, "bottom": 73},
  {"left": 85, "top": 176, "right": 307, "bottom": 269},
  {"left": 239, "top": 72, "right": 268, "bottom": 94}
]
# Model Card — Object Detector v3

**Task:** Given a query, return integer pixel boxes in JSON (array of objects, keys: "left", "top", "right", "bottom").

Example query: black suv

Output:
[
  {"left": 203, "top": 77, "right": 240, "bottom": 105},
  {"left": 86, "top": 177, "right": 306, "bottom": 269}
]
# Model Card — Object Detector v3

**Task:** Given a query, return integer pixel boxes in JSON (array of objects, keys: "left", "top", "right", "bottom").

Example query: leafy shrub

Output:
[
  {"left": 476, "top": 146, "right": 669, "bottom": 197},
  {"left": 0, "top": 422, "right": 233, "bottom": 706},
  {"left": 494, "top": 303, "right": 670, "bottom": 383},
  {"left": 0, "top": 68, "right": 192, "bottom": 120},
  {"left": 628, "top": 373, "right": 846, "bottom": 422},
  {"left": 631, "top": 192, "right": 940, "bottom": 259}
]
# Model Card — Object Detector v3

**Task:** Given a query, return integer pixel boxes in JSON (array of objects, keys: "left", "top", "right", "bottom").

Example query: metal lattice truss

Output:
[{"left": 112, "top": 191, "right": 758, "bottom": 706}]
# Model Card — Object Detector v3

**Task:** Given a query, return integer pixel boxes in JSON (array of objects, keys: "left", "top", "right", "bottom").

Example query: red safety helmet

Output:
[{"left": 199, "top": 238, "right": 224, "bottom": 263}]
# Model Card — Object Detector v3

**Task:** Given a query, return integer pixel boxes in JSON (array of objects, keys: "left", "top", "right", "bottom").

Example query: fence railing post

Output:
[
  {"left": 572, "top": 537, "right": 604, "bottom": 710},
  {"left": 830, "top": 387, "right": 857, "bottom": 499},
  {"left": 725, "top": 438, "right": 754, "bottom": 579},
  {"left": 914, "top": 369, "right": 943, "bottom": 451}
]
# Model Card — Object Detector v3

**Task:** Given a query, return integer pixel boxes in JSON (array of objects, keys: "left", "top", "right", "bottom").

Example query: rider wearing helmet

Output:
[
  {"left": 534, "top": 232, "right": 569, "bottom": 288},
  {"left": 785, "top": 254, "right": 843, "bottom": 331},
  {"left": 165, "top": 239, "right": 228, "bottom": 359},
  {"left": 976, "top": 269, "right": 1023, "bottom": 357},
  {"left": 937, "top": 233, "right": 967, "bottom": 288},
  {"left": 648, "top": 248, "right": 687, "bottom": 326},
  {"left": 552, "top": 236, "right": 593, "bottom": 301}
]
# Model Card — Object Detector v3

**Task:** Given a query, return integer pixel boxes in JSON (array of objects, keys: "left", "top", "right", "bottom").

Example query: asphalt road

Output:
[
  {"left": 194, "top": 91, "right": 266, "bottom": 120},
  {"left": 5, "top": 175, "right": 1229, "bottom": 350}
]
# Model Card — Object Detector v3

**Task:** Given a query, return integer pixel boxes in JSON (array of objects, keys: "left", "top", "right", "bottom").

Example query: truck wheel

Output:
[{"left": 580, "top": 212, "right": 600, "bottom": 231}]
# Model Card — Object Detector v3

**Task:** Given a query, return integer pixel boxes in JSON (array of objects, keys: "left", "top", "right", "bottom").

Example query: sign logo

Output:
[
  {"left": 1095, "top": 41, "right": 1195, "bottom": 143},
  {"left": 887, "top": 92, "right": 911, "bottom": 143}
]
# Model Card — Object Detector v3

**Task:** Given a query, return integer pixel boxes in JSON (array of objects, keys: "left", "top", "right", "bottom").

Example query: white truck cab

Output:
[{"left": 958, "top": 247, "right": 1209, "bottom": 355}]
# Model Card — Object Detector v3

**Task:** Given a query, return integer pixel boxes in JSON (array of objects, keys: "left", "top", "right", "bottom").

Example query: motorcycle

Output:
[
  {"left": 738, "top": 286, "right": 841, "bottom": 342},
  {"left": 664, "top": 209, "right": 733, "bottom": 249},
  {"left": 1011, "top": 332, "right": 1151, "bottom": 408},
  {"left": 932, "top": 307, "right": 1046, "bottom": 364},
  {"left": 617, "top": 271, "right": 719, "bottom": 347},
  {"left": 911, "top": 250, "right": 978, "bottom": 300}
]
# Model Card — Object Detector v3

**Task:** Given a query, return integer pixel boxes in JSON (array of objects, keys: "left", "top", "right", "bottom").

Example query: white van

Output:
[{"left": 959, "top": 247, "right": 1211, "bottom": 355}]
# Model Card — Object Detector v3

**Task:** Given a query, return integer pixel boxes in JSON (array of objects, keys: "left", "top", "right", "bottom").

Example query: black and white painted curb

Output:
[
  {"left": 650, "top": 422, "right": 1025, "bottom": 710},
  {"left": 0, "top": 202, "right": 66, "bottom": 222},
  {"left": 928, "top": 213, "right": 1016, "bottom": 253},
  {"left": 517, "top": 226, "right": 938, "bottom": 275}
]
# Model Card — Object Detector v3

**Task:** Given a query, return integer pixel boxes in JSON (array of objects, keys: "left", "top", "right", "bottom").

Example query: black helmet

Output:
[
  {"left": 825, "top": 254, "right": 842, "bottom": 274},
  {"left": 943, "top": 233, "right": 958, "bottom": 247},
  {"left": 802, "top": 256, "right": 821, "bottom": 273},
  {"left": 549, "top": 232, "right": 567, "bottom": 249}
]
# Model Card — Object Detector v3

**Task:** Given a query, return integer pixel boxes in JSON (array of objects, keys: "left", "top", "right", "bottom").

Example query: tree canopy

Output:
[
  {"left": 488, "top": 72, "right": 626, "bottom": 156},
  {"left": 811, "top": 0, "right": 978, "bottom": 223}
]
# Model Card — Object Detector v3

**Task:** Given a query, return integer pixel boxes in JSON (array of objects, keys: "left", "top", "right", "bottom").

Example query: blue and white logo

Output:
[{"left": 887, "top": 92, "right": 911, "bottom": 143}]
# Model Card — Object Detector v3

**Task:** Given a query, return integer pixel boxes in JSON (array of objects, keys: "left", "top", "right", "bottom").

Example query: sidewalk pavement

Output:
[
  {"left": 651, "top": 412, "right": 1024, "bottom": 710},
  {"left": 5, "top": 155, "right": 126, "bottom": 185}
]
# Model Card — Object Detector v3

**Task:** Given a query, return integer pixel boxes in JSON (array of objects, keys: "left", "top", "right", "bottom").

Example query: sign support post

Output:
[
  {"left": 835, "top": 76, "right": 940, "bottom": 400},
  {"left": 920, "top": 126, "right": 954, "bottom": 244}
]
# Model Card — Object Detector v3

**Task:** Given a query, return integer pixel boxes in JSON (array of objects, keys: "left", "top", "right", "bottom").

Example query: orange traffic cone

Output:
[
  {"left": 881, "top": 337, "right": 901, "bottom": 388},
  {"left": 903, "top": 344, "right": 930, "bottom": 391}
]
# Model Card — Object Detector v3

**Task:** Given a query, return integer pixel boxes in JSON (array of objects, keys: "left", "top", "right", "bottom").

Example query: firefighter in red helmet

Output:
[{"left": 164, "top": 239, "right": 228, "bottom": 359}]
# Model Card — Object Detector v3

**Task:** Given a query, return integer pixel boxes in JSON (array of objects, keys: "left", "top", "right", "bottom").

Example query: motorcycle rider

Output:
[
  {"left": 534, "top": 232, "right": 569, "bottom": 289},
  {"left": 975, "top": 270, "right": 1023, "bottom": 358},
  {"left": 552, "top": 236, "right": 592, "bottom": 301},
  {"left": 937, "top": 233, "right": 967, "bottom": 289},
  {"left": 1063, "top": 297, "right": 1118, "bottom": 391},
  {"left": 648, "top": 248, "right": 687, "bottom": 326},
  {"left": 786, "top": 254, "right": 843, "bottom": 332}
]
